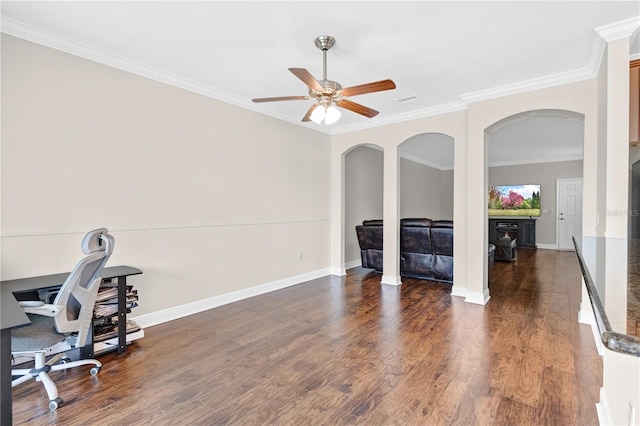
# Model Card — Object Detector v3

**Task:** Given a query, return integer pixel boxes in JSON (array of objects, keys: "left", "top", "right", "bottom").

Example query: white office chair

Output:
[{"left": 11, "top": 228, "right": 115, "bottom": 410}]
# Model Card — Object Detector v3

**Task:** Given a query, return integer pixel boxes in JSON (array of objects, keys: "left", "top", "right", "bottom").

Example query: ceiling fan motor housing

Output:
[{"left": 310, "top": 79, "right": 343, "bottom": 98}]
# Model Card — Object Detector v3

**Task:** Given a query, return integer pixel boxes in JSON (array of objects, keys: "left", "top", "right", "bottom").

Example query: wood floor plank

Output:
[{"left": 11, "top": 249, "right": 602, "bottom": 425}]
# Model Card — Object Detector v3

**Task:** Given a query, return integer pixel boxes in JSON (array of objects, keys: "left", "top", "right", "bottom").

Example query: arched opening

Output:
[
  {"left": 343, "top": 144, "right": 384, "bottom": 272},
  {"left": 485, "top": 109, "right": 585, "bottom": 272}
]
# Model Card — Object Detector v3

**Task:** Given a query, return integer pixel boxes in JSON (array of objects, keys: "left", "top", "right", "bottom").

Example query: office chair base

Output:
[
  {"left": 12, "top": 350, "right": 102, "bottom": 410},
  {"left": 49, "top": 397, "right": 63, "bottom": 410}
]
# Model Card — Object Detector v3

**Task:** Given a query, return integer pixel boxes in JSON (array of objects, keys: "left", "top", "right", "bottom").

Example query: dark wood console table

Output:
[
  {"left": 1, "top": 265, "right": 142, "bottom": 425},
  {"left": 489, "top": 218, "right": 537, "bottom": 248}
]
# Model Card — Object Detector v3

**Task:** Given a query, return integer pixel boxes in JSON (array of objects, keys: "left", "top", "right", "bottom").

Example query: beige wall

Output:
[
  {"left": 1, "top": 35, "right": 332, "bottom": 317},
  {"left": 344, "top": 145, "right": 383, "bottom": 265},
  {"left": 400, "top": 158, "right": 454, "bottom": 221}
]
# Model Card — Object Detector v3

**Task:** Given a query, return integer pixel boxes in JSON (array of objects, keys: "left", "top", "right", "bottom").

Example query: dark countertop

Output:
[{"left": 573, "top": 237, "right": 640, "bottom": 357}]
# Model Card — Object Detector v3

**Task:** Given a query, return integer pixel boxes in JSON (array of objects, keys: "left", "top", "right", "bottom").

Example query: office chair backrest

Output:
[{"left": 53, "top": 228, "right": 115, "bottom": 347}]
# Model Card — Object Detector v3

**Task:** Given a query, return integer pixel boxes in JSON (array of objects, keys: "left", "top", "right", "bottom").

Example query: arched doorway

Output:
[
  {"left": 485, "top": 109, "right": 585, "bottom": 254},
  {"left": 343, "top": 144, "right": 384, "bottom": 271}
]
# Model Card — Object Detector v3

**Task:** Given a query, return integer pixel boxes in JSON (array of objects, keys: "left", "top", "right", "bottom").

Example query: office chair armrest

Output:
[{"left": 19, "top": 301, "right": 62, "bottom": 317}]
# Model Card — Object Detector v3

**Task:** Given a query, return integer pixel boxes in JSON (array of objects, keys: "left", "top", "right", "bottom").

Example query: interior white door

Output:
[{"left": 557, "top": 178, "right": 583, "bottom": 250}]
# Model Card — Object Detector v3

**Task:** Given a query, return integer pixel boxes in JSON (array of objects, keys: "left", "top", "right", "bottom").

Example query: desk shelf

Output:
[
  {"left": 92, "top": 277, "right": 143, "bottom": 353},
  {"left": 95, "top": 328, "right": 144, "bottom": 356}
]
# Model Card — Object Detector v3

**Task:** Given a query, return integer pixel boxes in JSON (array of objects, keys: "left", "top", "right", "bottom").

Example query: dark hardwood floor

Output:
[{"left": 12, "top": 249, "right": 602, "bottom": 425}]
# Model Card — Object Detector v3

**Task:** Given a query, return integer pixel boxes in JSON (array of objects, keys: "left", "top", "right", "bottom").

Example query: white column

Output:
[
  {"left": 465, "top": 109, "right": 490, "bottom": 304},
  {"left": 603, "top": 37, "right": 631, "bottom": 238},
  {"left": 381, "top": 147, "right": 401, "bottom": 285},
  {"left": 330, "top": 145, "right": 346, "bottom": 276},
  {"left": 595, "top": 18, "right": 639, "bottom": 426},
  {"left": 451, "top": 129, "right": 468, "bottom": 297}
]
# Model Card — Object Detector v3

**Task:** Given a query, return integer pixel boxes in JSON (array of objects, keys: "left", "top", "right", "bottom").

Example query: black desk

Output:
[{"left": 0, "top": 265, "right": 142, "bottom": 426}]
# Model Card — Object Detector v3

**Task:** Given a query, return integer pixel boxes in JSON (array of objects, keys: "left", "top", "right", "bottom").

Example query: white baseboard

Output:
[
  {"left": 465, "top": 289, "right": 490, "bottom": 305},
  {"left": 132, "top": 267, "right": 331, "bottom": 329},
  {"left": 450, "top": 285, "right": 466, "bottom": 298},
  {"left": 344, "top": 259, "right": 362, "bottom": 270},
  {"left": 381, "top": 274, "right": 402, "bottom": 286},
  {"left": 578, "top": 302, "right": 603, "bottom": 356},
  {"left": 536, "top": 243, "right": 558, "bottom": 250},
  {"left": 596, "top": 387, "right": 612, "bottom": 426},
  {"left": 330, "top": 267, "right": 346, "bottom": 276}
]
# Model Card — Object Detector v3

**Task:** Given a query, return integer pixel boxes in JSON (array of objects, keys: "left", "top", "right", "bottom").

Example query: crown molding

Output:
[
  {"left": 0, "top": 16, "right": 335, "bottom": 135},
  {"left": 399, "top": 152, "right": 452, "bottom": 171},
  {"left": 460, "top": 67, "right": 595, "bottom": 104},
  {"left": 595, "top": 16, "right": 640, "bottom": 42},
  {"left": 331, "top": 101, "right": 467, "bottom": 135},
  {"left": 488, "top": 154, "right": 583, "bottom": 168}
]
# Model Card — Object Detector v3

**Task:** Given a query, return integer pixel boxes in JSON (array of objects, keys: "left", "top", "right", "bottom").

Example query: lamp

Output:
[{"left": 309, "top": 103, "right": 341, "bottom": 125}]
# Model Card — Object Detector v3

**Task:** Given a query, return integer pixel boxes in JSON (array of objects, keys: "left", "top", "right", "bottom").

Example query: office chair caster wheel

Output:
[
  {"left": 49, "top": 397, "right": 63, "bottom": 410},
  {"left": 89, "top": 366, "right": 101, "bottom": 376}
]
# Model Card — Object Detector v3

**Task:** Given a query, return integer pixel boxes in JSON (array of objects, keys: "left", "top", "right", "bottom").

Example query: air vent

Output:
[{"left": 397, "top": 96, "right": 417, "bottom": 103}]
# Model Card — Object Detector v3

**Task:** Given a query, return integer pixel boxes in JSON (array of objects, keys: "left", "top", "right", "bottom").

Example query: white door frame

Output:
[{"left": 556, "top": 178, "right": 583, "bottom": 250}]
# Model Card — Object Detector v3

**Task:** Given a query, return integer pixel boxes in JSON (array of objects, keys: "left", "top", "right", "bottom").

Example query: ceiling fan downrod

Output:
[{"left": 314, "top": 35, "right": 335, "bottom": 82}]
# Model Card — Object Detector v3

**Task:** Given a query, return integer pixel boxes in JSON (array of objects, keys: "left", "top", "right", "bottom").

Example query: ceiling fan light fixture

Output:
[
  {"left": 324, "top": 105, "right": 341, "bottom": 125},
  {"left": 310, "top": 104, "right": 325, "bottom": 124}
]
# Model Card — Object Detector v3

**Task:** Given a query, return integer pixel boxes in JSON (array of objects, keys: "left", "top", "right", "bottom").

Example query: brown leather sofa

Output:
[{"left": 355, "top": 218, "right": 495, "bottom": 283}]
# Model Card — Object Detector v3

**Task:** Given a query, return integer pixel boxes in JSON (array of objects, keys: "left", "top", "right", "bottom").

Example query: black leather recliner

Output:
[
  {"left": 355, "top": 218, "right": 495, "bottom": 284},
  {"left": 400, "top": 218, "right": 454, "bottom": 282},
  {"left": 355, "top": 219, "right": 384, "bottom": 272}
]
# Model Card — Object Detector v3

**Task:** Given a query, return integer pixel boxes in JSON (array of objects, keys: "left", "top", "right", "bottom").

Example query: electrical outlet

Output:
[{"left": 297, "top": 252, "right": 303, "bottom": 261}]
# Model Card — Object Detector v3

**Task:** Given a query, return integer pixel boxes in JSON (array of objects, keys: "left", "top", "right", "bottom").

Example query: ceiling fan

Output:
[{"left": 252, "top": 35, "right": 396, "bottom": 125}]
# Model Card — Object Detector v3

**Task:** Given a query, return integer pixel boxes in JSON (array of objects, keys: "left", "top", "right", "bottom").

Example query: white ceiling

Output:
[{"left": 1, "top": 1, "right": 639, "bottom": 166}]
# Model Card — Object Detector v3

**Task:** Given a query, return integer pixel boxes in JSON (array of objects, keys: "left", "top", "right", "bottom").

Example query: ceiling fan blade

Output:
[
  {"left": 335, "top": 99, "right": 379, "bottom": 118},
  {"left": 252, "top": 95, "right": 308, "bottom": 103},
  {"left": 339, "top": 79, "right": 396, "bottom": 97},
  {"left": 289, "top": 68, "right": 324, "bottom": 91},
  {"left": 301, "top": 104, "right": 317, "bottom": 122}
]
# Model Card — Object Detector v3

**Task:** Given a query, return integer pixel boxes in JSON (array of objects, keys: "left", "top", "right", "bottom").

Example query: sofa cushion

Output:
[
  {"left": 431, "top": 227, "right": 453, "bottom": 256},
  {"left": 400, "top": 253, "right": 435, "bottom": 278},
  {"left": 366, "top": 249, "right": 384, "bottom": 271},
  {"left": 432, "top": 255, "right": 454, "bottom": 281},
  {"left": 401, "top": 226, "right": 432, "bottom": 254}
]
